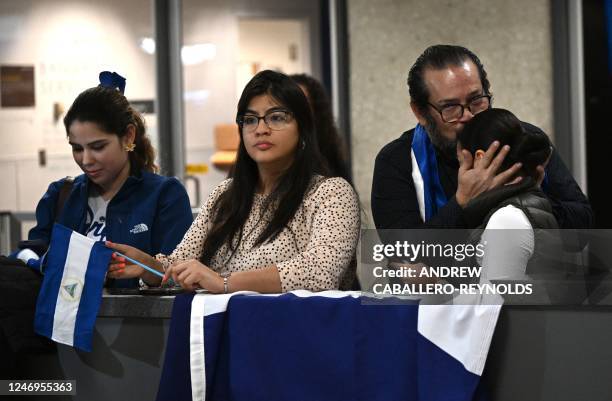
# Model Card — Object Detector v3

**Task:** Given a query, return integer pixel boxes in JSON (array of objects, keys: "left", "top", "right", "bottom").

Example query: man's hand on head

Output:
[{"left": 456, "top": 141, "right": 522, "bottom": 207}]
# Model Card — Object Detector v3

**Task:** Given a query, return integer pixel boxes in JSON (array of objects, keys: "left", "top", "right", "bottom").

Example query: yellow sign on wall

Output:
[{"left": 185, "top": 163, "right": 209, "bottom": 174}]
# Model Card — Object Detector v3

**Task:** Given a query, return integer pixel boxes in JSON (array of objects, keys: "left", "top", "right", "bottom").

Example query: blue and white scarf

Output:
[{"left": 410, "top": 124, "right": 448, "bottom": 221}]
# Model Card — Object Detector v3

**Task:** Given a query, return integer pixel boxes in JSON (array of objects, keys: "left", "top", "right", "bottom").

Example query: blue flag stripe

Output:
[
  {"left": 411, "top": 124, "right": 448, "bottom": 221},
  {"left": 73, "top": 241, "right": 113, "bottom": 351},
  {"left": 34, "top": 224, "right": 73, "bottom": 340}
]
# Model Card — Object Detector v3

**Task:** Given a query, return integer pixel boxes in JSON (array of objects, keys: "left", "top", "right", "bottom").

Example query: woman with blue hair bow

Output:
[
  {"left": 24, "top": 72, "right": 193, "bottom": 288},
  {"left": 0, "top": 72, "right": 193, "bottom": 377}
]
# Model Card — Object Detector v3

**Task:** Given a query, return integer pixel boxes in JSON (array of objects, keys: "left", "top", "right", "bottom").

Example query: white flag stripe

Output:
[
  {"left": 198, "top": 291, "right": 359, "bottom": 318},
  {"left": 289, "top": 290, "right": 361, "bottom": 299},
  {"left": 51, "top": 231, "right": 95, "bottom": 346},
  {"left": 200, "top": 291, "right": 259, "bottom": 317},
  {"left": 190, "top": 291, "right": 259, "bottom": 401},
  {"left": 411, "top": 149, "right": 426, "bottom": 222},
  {"left": 417, "top": 295, "right": 502, "bottom": 376},
  {"left": 190, "top": 294, "right": 207, "bottom": 401}
]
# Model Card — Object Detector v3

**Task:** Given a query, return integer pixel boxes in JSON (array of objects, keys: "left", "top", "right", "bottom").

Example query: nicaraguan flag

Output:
[
  {"left": 411, "top": 123, "right": 448, "bottom": 222},
  {"left": 34, "top": 223, "right": 112, "bottom": 352},
  {"left": 157, "top": 291, "right": 500, "bottom": 401}
]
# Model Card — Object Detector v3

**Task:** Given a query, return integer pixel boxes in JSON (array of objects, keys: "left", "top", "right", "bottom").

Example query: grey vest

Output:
[{"left": 467, "top": 181, "right": 561, "bottom": 278}]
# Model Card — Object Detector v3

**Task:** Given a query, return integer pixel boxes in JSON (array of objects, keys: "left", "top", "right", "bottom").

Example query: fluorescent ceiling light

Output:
[
  {"left": 181, "top": 43, "right": 217, "bottom": 65},
  {"left": 139, "top": 38, "right": 216, "bottom": 65},
  {"left": 139, "top": 37, "right": 156, "bottom": 55}
]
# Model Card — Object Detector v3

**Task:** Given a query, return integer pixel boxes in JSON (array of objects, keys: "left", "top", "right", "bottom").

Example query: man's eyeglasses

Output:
[
  {"left": 428, "top": 94, "right": 492, "bottom": 123},
  {"left": 237, "top": 110, "right": 294, "bottom": 132}
]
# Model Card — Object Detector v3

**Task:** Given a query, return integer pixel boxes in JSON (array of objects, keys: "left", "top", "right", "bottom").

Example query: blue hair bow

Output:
[{"left": 99, "top": 71, "right": 126, "bottom": 94}]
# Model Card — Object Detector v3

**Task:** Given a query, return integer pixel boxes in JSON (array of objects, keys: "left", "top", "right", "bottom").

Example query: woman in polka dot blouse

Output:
[{"left": 106, "top": 70, "right": 360, "bottom": 294}]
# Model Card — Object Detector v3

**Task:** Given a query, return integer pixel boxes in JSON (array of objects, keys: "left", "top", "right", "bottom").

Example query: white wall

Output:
[
  {"left": 181, "top": 0, "right": 321, "bottom": 205},
  {"left": 0, "top": 0, "right": 323, "bottom": 215},
  {"left": 0, "top": 0, "right": 155, "bottom": 211}
]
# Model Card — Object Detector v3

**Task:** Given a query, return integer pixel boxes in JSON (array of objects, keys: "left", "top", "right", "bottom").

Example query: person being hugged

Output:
[
  {"left": 457, "top": 108, "right": 559, "bottom": 280},
  {"left": 108, "top": 70, "right": 360, "bottom": 293}
]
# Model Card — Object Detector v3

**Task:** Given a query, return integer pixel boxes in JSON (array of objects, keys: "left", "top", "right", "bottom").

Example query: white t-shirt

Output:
[
  {"left": 477, "top": 205, "right": 534, "bottom": 281},
  {"left": 85, "top": 194, "right": 109, "bottom": 241}
]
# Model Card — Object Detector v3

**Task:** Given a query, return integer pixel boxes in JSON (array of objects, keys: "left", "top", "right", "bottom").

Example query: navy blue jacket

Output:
[{"left": 29, "top": 171, "right": 193, "bottom": 287}]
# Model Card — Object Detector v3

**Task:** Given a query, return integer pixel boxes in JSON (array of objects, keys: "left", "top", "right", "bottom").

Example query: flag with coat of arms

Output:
[{"left": 34, "top": 223, "right": 113, "bottom": 352}]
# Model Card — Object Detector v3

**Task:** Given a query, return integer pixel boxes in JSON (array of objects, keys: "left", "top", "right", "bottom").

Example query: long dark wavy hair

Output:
[
  {"left": 290, "top": 73, "right": 351, "bottom": 182},
  {"left": 200, "top": 70, "right": 328, "bottom": 265},
  {"left": 63, "top": 86, "right": 157, "bottom": 173}
]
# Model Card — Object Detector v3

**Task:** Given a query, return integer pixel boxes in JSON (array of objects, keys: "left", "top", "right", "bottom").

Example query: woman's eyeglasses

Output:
[{"left": 237, "top": 110, "right": 294, "bottom": 132}]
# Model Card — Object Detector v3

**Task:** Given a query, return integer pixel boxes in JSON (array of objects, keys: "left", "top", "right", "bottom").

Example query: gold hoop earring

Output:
[{"left": 124, "top": 143, "right": 136, "bottom": 152}]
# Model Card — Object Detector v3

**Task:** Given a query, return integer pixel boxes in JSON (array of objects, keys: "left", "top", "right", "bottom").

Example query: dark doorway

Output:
[{"left": 584, "top": 0, "right": 612, "bottom": 228}]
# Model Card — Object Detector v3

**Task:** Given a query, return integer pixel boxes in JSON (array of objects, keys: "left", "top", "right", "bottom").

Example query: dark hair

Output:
[
  {"left": 290, "top": 73, "right": 351, "bottom": 182},
  {"left": 63, "top": 86, "right": 157, "bottom": 173},
  {"left": 458, "top": 108, "right": 551, "bottom": 179},
  {"left": 200, "top": 70, "right": 328, "bottom": 265},
  {"left": 407, "top": 45, "right": 491, "bottom": 112}
]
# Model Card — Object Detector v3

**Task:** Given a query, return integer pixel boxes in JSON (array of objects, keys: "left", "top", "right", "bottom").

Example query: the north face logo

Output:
[{"left": 130, "top": 223, "right": 149, "bottom": 234}]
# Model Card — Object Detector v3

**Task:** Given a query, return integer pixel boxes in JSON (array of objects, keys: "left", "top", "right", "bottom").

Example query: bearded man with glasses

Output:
[{"left": 371, "top": 44, "right": 592, "bottom": 230}]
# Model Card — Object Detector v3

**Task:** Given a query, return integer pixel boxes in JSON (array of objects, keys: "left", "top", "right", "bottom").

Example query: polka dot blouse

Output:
[{"left": 156, "top": 176, "right": 360, "bottom": 292}]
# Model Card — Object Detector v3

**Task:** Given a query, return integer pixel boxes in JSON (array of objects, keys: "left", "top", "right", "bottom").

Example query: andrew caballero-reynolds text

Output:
[
  {"left": 369, "top": 241, "right": 533, "bottom": 296},
  {"left": 372, "top": 282, "right": 533, "bottom": 296}
]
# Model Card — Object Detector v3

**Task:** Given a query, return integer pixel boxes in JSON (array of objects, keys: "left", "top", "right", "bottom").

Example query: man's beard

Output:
[{"left": 423, "top": 112, "right": 457, "bottom": 159}]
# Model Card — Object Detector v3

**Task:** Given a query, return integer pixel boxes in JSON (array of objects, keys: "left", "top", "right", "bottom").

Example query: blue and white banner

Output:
[
  {"left": 411, "top": 124, "right": 448, "bottom": 222},
  {"left": 157, "top": 291, "right": 500, "bottom": 401},
  {"left": 34, "top": 223, "right": 112, "bottom": 352}
]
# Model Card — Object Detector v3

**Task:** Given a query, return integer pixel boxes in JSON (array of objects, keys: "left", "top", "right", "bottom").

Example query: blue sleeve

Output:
[
  {"left": 28, "top": 179, "right": 65, "bottom": 248},
  {"left": 151, "top": 178, "right": 194, "bottom": 255}
]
